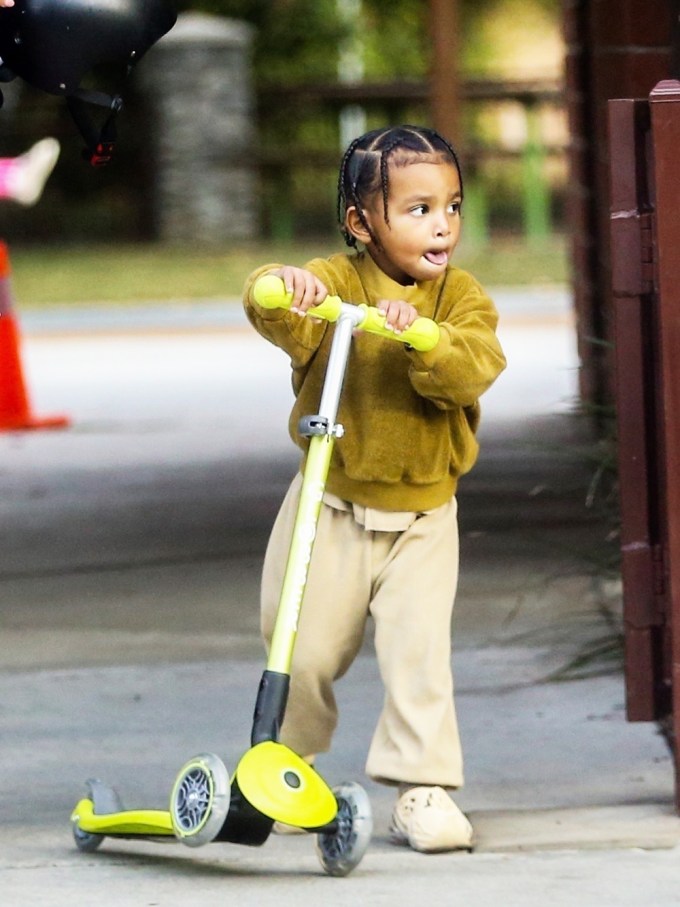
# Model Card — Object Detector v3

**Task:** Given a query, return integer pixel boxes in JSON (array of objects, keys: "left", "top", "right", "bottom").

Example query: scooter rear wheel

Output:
[
  {"left": 315, "top": 781, "right": 372, "bottom": 877},
  {"left": 72, "top": 821, "right": 104, "bottom": 852},
  {"left": 72, "top": 779, "right": 123, "bottom": 852}
]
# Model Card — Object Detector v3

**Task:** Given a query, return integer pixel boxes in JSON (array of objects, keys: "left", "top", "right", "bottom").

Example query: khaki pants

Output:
[{"left": 261, "top": 474, "right": 464, "bottom": 788}]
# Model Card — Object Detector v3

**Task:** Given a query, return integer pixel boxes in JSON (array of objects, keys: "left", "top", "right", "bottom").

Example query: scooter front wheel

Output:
[
  {"left": 315, "top": 782, "right": 372, "bottom": 877},
  {"left": 170, "top": 752, "right": 231, "bottom": 848}
]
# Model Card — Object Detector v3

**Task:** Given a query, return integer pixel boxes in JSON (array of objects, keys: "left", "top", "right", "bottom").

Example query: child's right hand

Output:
[
  {"left": 0, "top": 2, "right": 15, "bottom": 8},
  {"left": 268, "top": 266, "right": 328, "bottom": 315}
]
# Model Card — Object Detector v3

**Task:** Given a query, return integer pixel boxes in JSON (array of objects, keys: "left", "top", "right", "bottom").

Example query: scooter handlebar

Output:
[
  {"left": 354, "top": 304, "right": 440, "bottom": 352},
  {"left": 253, "top": 274, "right": 440, "bottom": 353}
]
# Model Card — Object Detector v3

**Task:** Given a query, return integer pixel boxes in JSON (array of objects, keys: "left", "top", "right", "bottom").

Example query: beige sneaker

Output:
[
  {"left": 389, "top": 786, "right": 473, "bottom": 853},
  {"left": 272, "top": 821, "right": 309, "bottom": 835}
]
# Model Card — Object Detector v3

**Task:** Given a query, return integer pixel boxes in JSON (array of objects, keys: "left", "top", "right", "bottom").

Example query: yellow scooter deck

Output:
[{"left": 72, "top": 797, "right": 174, "bottom": 838}]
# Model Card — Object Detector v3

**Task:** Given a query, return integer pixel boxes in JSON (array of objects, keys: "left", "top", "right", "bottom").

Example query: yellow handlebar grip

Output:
[
  {"left": 399, "top": 317, "right": 440, "bottom": 352},
  {"left": 356, "top": 305, "right": 393, "bottom": 337},
  {"left": 252, "top": 274, "right": 294, "bottom": 309},
  {"left": 357, "top": 305, "right": 440, "bottom": 352},
  {"left": 252, "top": 274, "right": 343, "bottom": 322}
]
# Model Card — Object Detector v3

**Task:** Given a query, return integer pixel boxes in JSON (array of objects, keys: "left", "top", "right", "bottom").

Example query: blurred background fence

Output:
[
  {"left": 257, "top": 77, "right": 565, "bottom": 244},
  {"left": 0, "top": 9, "right": 567, "bottom": 248}
]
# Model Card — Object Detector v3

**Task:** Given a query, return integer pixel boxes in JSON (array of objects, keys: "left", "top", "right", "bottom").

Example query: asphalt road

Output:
[{"left": 0, "top": 286, "right": 583, "bottom": 668}]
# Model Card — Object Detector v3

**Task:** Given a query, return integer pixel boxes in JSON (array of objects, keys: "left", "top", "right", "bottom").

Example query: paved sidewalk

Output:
[{"left": 1, "top": 293, "right": 679, "bottom": 904}]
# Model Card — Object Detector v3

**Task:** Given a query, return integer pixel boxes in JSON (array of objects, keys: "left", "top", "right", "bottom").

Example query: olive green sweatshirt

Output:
[{"left": 243, "top": 251, "right": 506, "bottom": 512}]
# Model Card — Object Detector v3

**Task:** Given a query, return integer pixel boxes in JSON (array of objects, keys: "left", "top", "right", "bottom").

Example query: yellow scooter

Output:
[{"left": 70, "top": 273, "right": 440, "bottom": 876}]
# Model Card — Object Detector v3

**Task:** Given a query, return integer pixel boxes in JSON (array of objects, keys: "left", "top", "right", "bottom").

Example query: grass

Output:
[{"left": 5, "top": 234, "right": 569, "bottom": 308}]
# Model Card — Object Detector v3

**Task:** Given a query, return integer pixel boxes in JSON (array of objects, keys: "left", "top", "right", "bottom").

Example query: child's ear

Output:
[{"left": 345, "top": 206, "right": 372, "bottom": 246}]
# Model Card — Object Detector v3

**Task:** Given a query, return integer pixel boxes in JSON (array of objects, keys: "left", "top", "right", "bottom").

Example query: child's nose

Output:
[{"left": 434, "top": 214, "right": 450, "bottom": 236}]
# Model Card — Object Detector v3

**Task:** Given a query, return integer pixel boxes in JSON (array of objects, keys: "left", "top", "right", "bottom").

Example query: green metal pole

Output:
[
  {"left": 269, "top": 166, "right": 294, "bottom": 243},
  {"left": 463, "top": 176, "right": 489, "bottom": 247},
  {"left": 522, "top": 102, "right": 551, "bottom": 244}
]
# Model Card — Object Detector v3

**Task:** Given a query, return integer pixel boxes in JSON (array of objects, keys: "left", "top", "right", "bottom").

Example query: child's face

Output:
[{"left": 353, "top": 159, "right": 462, "bottom": 285}]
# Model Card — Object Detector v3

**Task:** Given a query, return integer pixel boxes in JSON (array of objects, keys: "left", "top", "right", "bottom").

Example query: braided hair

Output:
[{"left": 337, "top": 125, "right": 463, "bottom": 249}]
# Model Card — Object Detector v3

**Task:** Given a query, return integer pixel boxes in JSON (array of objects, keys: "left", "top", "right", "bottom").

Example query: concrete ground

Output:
[{"left": 1, "top": 289, "right": 679, "bottom": 905}]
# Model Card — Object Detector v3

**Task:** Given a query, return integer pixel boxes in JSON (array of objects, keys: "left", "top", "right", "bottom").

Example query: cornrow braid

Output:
[
  {"left": 337, "top": 134, "right": 370, "bottom": 247},
  {"left": 336, "top": 125, "right": 463, "bottom": 249},
  {"left": 378, "top": 134, "right": 408, "bottom": 225}
]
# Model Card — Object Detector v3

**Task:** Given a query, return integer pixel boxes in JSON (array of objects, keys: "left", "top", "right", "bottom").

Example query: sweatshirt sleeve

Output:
[
  {"left": 406, "top": 274, "right": 506, "bottom": 410},
  {"left": 242, "top": 262, "right": 330, "bottom": 369}
]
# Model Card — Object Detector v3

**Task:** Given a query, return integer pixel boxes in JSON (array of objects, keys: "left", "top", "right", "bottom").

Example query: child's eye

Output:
[
  {"left": 448, "top": 202, "right": 461, "bottom": 215},
  {"left": 410, "top": 204, "right": 427, "bottom": 216}
]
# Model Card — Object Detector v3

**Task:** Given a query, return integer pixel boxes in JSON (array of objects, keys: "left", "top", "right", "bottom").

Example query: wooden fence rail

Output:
[
  {"left": 257, "top": 78, "right": 566, "bottom": 243},
  {"left": 609, "top": 80, "right": 680, "bottom": 810}
]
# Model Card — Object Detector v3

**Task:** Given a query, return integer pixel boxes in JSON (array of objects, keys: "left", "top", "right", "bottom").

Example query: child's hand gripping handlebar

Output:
[{"left": 253, "top": 274, "right": 440, "bottom": 353}]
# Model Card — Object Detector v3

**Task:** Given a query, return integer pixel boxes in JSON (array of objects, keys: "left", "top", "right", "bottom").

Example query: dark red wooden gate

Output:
[{"left": 609, "top": 80, "right": 680, "bottom": 809}]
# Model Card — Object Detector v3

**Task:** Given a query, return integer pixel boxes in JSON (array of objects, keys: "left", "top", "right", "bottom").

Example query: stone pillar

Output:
[{"left": 138, "top": 13, "right": 257, "bottom": 244}]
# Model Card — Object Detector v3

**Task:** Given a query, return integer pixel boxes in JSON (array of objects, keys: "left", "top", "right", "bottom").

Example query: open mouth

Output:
[{"left": 424, "top": 250, "right": 449, "bottom": 266}]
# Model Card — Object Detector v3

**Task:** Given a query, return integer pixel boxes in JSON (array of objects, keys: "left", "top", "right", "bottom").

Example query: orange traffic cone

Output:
[{"left": 0, "top": 240, "right": 69, "bottom": 431}]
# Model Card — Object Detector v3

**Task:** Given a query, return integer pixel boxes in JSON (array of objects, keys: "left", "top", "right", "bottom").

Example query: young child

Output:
[{"left": 243, "top": 125, "right": 506, "bottom": 853}]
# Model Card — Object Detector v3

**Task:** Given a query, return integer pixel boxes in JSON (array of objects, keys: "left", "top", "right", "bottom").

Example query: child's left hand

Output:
[{"left": 377, "top": 299, "right": 419, "bottom": 335}]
